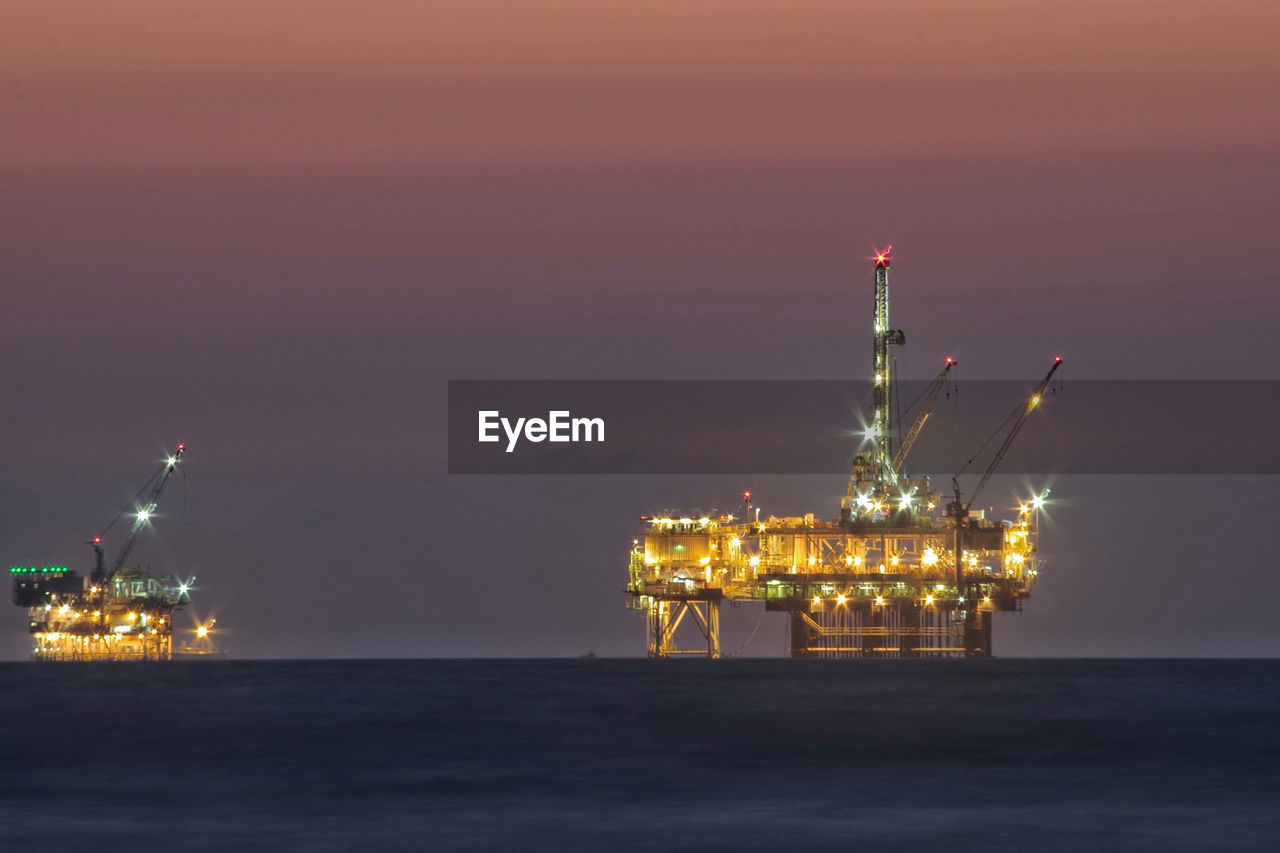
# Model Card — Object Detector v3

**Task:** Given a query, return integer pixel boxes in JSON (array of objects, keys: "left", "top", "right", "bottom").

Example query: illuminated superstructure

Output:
[
  {"left": 11, "top": 445, "right": 221, "bottom": 661},
  {"left": 626, "top": 249, "right": 1061, "bottom": 658}
]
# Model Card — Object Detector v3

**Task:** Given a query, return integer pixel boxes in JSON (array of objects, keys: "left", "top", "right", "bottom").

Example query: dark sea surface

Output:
[{"left": 2, "top": 659, "right": 1278, "bottom": 851}]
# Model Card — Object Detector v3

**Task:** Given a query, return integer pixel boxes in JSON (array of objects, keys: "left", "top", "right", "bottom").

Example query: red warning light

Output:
[
  {"left": 945, "top": 356, "right": 954, "bottom": 364},
  {"left": 1055, "top": 356, "right": 1062, "bottom": 362},
  {"left": 177, "top": 444, "right": 185, "bottom": 450},
  {"left": 93, "top": 537, "right": 101, "bottom": 544}
]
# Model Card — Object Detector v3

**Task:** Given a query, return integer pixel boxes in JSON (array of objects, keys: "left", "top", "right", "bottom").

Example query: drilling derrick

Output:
[
  {"left": 10, "top": 445, "right": 221, "bottom": 661},
  {"left": 626, "top": 247, "right": 1060, "bottom": 658},
  {"left": 870, "top": 248, "right": 904, "bottom": 486}
]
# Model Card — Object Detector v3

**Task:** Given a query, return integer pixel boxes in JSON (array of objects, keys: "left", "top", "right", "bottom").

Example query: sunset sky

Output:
[{"left": 2, "top": 1, "right": 1278, "bottom": 657}]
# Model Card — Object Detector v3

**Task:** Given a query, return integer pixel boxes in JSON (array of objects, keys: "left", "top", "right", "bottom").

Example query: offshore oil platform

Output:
[
  {"left": 10, "top": 445, "right": 223, "bottom": 661},
  {"left": 626, "top": 248, "right": 1061, "bottom": 658}
]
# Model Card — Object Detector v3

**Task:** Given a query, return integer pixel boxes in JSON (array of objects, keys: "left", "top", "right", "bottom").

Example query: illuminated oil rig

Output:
[
  {"left": 10, "top": 445, "right": 222, "bottom": 661},
  {"left": 626, "top": 248, "right": 1062, "bottom": 658}
]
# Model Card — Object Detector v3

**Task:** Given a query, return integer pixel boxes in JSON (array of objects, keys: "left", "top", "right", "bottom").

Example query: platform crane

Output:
[
  {"left": 90, "top": 444, "right": 185, "bottom": 584},
  {"left": 950, "top": 359, "right": 1061, "bottom": 652},
  {"left": 891, "top": 357, "right": 956, "bottom": 476}
]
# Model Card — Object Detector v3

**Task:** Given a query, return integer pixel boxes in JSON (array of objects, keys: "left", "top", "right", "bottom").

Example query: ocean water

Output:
[{"left": 1, "top": 659, "right": 1277, "bottom": 851}]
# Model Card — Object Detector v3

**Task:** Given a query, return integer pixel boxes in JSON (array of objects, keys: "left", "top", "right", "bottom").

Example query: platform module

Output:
[
  {"left": 11, "top": 445, "right": 220, "bottom": 661},
  {"left": 626, "top": 248, "right": 1061, "bottom": 658}
]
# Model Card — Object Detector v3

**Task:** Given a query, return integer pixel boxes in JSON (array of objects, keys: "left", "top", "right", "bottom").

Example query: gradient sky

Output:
[{"left": 2, "top": 1, "right": 1278, "bottom": 658}]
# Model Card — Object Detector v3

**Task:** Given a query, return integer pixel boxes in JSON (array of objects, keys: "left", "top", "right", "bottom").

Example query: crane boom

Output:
[
  {"left": 950, "top": 357, "right": 1061, "bottom": 599},
  {"left": 964, "top": 357, "right": 1061, "bottom": 511},
  {"left": 107, "top": 444, "right": 185, "bottom": 579},
  {"left": 891, "top": 357, "right": 955, "bottom": 475}
]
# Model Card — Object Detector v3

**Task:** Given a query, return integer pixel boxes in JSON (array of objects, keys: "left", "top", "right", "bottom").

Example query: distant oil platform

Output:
[
  {"left": 627, "top": 248, "right": 1062, "bottom": 658},
  {"left": 11, "top": 445, "right": 224, "bottom": 661}
]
